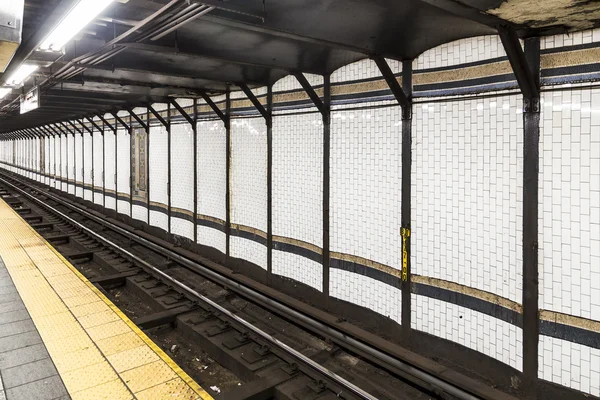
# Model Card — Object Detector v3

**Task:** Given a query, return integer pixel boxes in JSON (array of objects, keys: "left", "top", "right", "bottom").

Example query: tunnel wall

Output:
[{"left": 1, "top": 28, "right": 600, "bottom": 399}]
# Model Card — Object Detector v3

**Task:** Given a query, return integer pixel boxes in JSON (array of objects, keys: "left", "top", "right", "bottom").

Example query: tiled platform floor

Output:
[{"left": 0, "top": 197, "right": 213, "bottom": 400}]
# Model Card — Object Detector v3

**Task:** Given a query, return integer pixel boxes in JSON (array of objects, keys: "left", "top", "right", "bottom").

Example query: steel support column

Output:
[
  {"left": 323, "top": 74, "right": 331, "bottom": 301},
  {"left": 167, "top": 104, "right": 172, "bottom": 234},
  {"left": 401, "top": 60, "right": 413, "bottom": 337},
  {"left": 113, "top": 112, "right": 131, "bottom": 218},
  {"left": 225, "top": 89, "right": 232, "bottom": 259},
  {"left": 522, "top": 37, "right": 541, "bottom": 392},
  {"left": 266, "top": 85, "right": 273, "bottom": 285},
  {"left": 193, "top": 99, "right": 199, "bottom": 244}
]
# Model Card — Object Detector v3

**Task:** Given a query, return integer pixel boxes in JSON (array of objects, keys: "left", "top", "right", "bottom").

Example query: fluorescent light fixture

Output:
[
  {"left": 0, "top": 88, "right": 12, "bottom": 100},
  {"left": 40, "top": 0, "right": 114, "bottom": 51},
  {"left": 5, "top": 64, "right": 38, "bottom": 86}
]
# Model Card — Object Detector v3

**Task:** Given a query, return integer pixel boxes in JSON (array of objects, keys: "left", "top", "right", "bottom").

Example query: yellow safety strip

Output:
[{"left": 0, "top": 198, "right": 213, "bottom": 400}]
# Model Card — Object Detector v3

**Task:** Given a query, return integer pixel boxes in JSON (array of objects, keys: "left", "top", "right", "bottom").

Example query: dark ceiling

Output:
[{"left": 0, "top": 0, "right": 596, "bottom": 134}]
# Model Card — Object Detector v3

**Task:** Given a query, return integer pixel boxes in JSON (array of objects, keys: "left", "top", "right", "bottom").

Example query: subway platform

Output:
[{"left": 0, "top": 199, "right": 212, "bottom": 400}]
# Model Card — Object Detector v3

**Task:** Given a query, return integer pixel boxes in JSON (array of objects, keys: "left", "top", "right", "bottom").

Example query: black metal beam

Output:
[
  {"left": 498, "top": 27, "right": 539, "bottom": 100},
  {"left": 127, "top": 109, "right": 148, "bottom": 131},
  {"left": 372, "top": 56, "right": 410, "bottom": 111},
  {"left": 266, "top": 85, "right": 273, "bottom": 285},
  {"left": 192, "top": 98, "right": 198, "bottom": 243},
  {"left": 85, "top": 116, "right": 103, "bottom": 133},
  {"left": 67, "top": 120, "right": 83, "bottom": 134},
  {"left": 237, "top": 83, "right": 269, "bottom": 120},
  {"left": 198, "top": 91, "right": 226, "bottom": 123},
  {"left": 521, "top": 37, "right": 540, "bottom": 396},
  {"left": 79, "top": 119, "right": 93, "bottom": 134},
  {"left": 111, "top": 112, "right": 130, "bottom": 131},
  {"left": 293, "top": 73, "right": 325, "bottom": 116},
  {"left": 97, "top": 114, "right": 116, "bottom": 132},
  {"left": 147, "top": 105, "right": 168, "bottom": 128},
  {"left": 225, "top": 89, "right": 231, "bottom": 258},
  {"left": 169, "top": 99, "right": 194, "bottom": 126},
  {"left": 322, "top": 74, "right": 331, "bottom": 303},
  {"left": 401, "top": 60, "right": 413, "bottom": 338}
]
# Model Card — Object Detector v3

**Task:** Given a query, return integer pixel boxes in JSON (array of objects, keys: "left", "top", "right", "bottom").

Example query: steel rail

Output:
[
  {"left": 0, "top": 174, "right": 378, "bottom": 400},
  {"left": 0, "top": 172, "right": 482, "bottom": 400}
]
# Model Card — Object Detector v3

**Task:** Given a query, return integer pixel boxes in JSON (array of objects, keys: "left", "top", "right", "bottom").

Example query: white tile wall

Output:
[
  {"left": 61, "top": 134, "right": 67, "bottom": 192},
  {"left": 230, "top": 117, "right": 267, "bottom": 269},
  {"left": 412, "top": 96, "right": 523, "bottom": 304},
  {"left": 412, "top": 294, "right": 523, "bottom": 370},
  {"left": 541, "top": 28, "right": 600, "bottom": 50},
  {"left": 75, "top": 134, "right": 83, "bottom": 198},
  {"left": 93, "top": 131, "right": 103, "bottom": 205},
  {"left": 415, "top": 35, "right": 506, "bottom": 70},
  {"left": 171, "top": 122, "right": 195, "bottom": 240},
  {"left": 331, "top": 58, "right": 401, "bottom": 83},
  {"left": 330, "top": 268, "right": 401, "bottom": 324},
  {"left": 132, "top": 205, "right": 148, "bottom": 223},
  {"left": 273, "top": 74, "right": 324, "bottom": 92},
  {"left": 330, "top": 107, "right": 402, "bottom": 271},
  {"left": 273, "top": 113, "right": 323, "bottom": 245},
  {"left": 230, "top": 235, "right": 267, "bottom": 270},
  {"left": 197, "top": 119, "right": 226, "bottom": 252},
  {"left": 49, "top": 136, "right": 55, "bottom": 188},
  {"left": 117, "top": 129, "right": 130, "bottom": 216},
  {"left": 272, "top": 113, "right": 323, "bottom": 286},
  {"left": 104, "top": 130, "right": 116, "bottom": 210},
  {"left": 538, "top": 335, "right": 600, "bottom": 396},
  {"left": 67, "top": 134, "right": 75, "bottom": 194},
  {"left": 273, "top": 251, "right": 322, "bottom": 291},
  {"left": 149, "top": 125, "right": 168, "bottom": 230},
  {"left": 197, "top": 225, "right": 226, "bottom": 254},
  {"left": 539, "top": 89, "right": 600, "bottom": 320},
  {"left": 84, "top": 132, "right": 93, "bottom": 201}
]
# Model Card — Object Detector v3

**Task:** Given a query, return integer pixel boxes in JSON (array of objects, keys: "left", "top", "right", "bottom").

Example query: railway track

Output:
[{"left": 0, "top": 170, "right": 485, "bottom": 400}]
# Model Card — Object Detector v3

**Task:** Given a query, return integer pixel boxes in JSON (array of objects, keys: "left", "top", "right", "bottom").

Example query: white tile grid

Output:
[
  {"left": 93, "top": 131, "right": 104, "bottom": 205},
  {"left": 230, "top": 118, "right": 268, "bottom": 269},
  {"left": 412, "top": 96, "right": 524, "bottom": 303},
  {"left": 197, "top": 225, "right": 226, "bottom": 254},
  {"left": 330, "top": 106, "right": 401, "bottom": 270},
  {"left": 174, "top": 98, "right": 193, "bottom": 108},
  {"left": 151, "top": 102, "right": 169, "bottom": 112},
  {"left": 61, "top": 134, "right": 67, "bottom": 192},
  {"left": 273, "top": 251, "right": 323, "bottom": 291},
  {"left": 539, "top": 89, "right": 600, "bottom": 320},
  {"left": 331, "top": 58, "right": 401, "bottom": 83},
  {"left": 132, "top": 205, "right": 148, "bottom": 223},
  {"left": 75, "top": 134, "right": 83, "bottom": 198},
  {"left": 272, "top": 74, "right": 324, "bottom": 92},
  {"left": 49, "top": 136, "right": 54, "bottom": 187},
  {"left": 272, "top": 113, "right": 323, "bottom": 287},
  {"left": 414, "top": 35, "right": 506, "bottom": 70},
  {"left": 541, "top": 28, "right": 600, "bottom": 49},
  {"left": 171, "top": 123, "right": 194, "bottom": 240},
  {"left": 330, "top": 268, "right": 401, "bottom": 324},
  {"left": 539, "top": 335, "right": 600, "bottom": 396},
  {"left": 117, "top": 129, "right": 131, "bottom": 216},
  {"left": 149, "top": 125, "right": 168, "bottom": 230},
  {"left": 272, "top": 113, "right": 323, "bottom": 244},
  {"left": 412, "top": 294, "right": 523, "bottom": 370},
  {"left": 230, "top": 235, "right": 267, "bottom": 270},
  {"left": 104, "top": 131, "right": 116, "bottom": 210},
  {"left": 197, "top": 120, "right": 226, "bottom": 251},
  {"left": 67, "top": 134, "right": 75, "bottom": 194},
  {"left": 84, "top": 132, "right": 93, "bottom": 201}
]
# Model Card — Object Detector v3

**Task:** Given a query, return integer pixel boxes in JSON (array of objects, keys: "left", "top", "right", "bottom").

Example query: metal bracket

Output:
[
  {"left": 147, "top": 104, "right": 169, "bottom": 128},
  {"left": 111, "top": 112, "right": 130, "bottom": 131},
  {"left": 67, "top": 121, "right": 83, "bottom": 135},
  {"left": 169, "top": 99, "right": 195, "bottom": 126},
  {"left": 198, "top": 91, "right": 226, "bottom": 123},
  {"left": 79, "top": 119, "right": 93, "bottom": 134},
  {"left": 85, "top": 117, "right": 103, "bottom": 133},
  {"left": 237, "top": 83, "right": 270, "bottom": 121},
  {"left": 498, "top": 26, "right": 539, "bottom": 101},
  {"left": 293, "top": 73, "right": 325, "bottom": 116},
  {"left": 372, "top": 55, "right": 411, "bottom": 113},
  {"left": 98, "top": 114, "right": 116, "bottom": 132},
  {"left": 127, "top": 109, "right": 148, "bottom": 131}
]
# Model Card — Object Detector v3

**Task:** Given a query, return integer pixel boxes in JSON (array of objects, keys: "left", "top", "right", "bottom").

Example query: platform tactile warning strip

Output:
[{"left": 0, "top": 198, "right": 213, "bottom": 400}]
